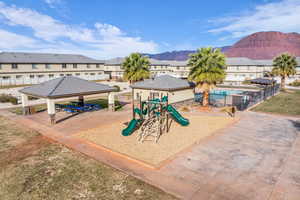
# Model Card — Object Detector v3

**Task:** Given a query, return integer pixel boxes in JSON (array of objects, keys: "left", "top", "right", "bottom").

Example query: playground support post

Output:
[
  {"left": 166, "top": 93, "right": 169, "bottom": 133},
  {"left": 132, "top": 88, "right": 135, "bottom": 119}
]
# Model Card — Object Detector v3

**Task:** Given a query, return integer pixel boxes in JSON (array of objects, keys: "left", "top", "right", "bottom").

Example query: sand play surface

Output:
[{"left": 75, "top": 114, "right": 236, "bottom": 167}]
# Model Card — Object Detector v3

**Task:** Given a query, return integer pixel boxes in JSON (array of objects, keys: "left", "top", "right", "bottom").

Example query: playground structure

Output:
[{"left": 122, "top": 94, "right": 189, "bottom": 143}]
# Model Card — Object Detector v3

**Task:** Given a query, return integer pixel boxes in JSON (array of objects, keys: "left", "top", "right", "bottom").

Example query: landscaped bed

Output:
[
  {"left": 252, "top": 90, "right": 300, "bottom": 116},
  {"left": 75, "top": 113, "right": 236, "bottom": 167}
]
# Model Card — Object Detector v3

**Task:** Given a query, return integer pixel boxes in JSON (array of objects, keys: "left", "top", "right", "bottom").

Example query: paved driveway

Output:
[{"left": 161, "top": 112, "right": 300, "bottom": 199}]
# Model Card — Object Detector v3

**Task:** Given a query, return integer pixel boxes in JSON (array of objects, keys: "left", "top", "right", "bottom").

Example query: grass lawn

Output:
[
  {"left": 251, "top": 90, "right": 300, "bottom": 116},
  {"left": 0, "top": 116, "right": 176, "bottom": 200},
  {"left": 10, "top": 98, "right": 124, "bottom": 115}
]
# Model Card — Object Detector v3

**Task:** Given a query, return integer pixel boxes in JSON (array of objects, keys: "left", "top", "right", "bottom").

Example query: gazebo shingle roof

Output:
[
  {"left": 130, "top": 75, "right": 195, "bottom": 91},
  {"left": 19, "top": 76, "right": 116, "bottom": 98}
]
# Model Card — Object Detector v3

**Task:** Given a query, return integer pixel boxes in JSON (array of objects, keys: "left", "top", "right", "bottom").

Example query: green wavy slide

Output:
[{"left": 167, "top": 105, "right": 189, "bottom": 126}]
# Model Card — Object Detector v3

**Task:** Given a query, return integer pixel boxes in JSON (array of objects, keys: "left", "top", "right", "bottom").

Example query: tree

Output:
[
  {"left": 272, "top": 53, "right": 297, "bottom": 90},
  {"left": 188, "top": 47, "right": 226, "bottom": 106},
  {"left": 122, "top": 53, "right": 150, "bottom": 83}
]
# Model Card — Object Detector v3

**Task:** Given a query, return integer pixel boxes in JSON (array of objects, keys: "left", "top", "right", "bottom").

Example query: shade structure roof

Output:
[
  {"left": 130, "top": 75, "right": 195, "bottom": 91},
  {"left": 250, "top": 78, "right": 276, "bottom": 85},
  {"left": 19, "top": 76, "right": 116, "bottom": 99}
]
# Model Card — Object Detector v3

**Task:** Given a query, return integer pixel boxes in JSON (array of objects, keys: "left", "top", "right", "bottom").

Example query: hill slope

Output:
[
  {"left": 145, "top": 46, "right": 230, "bottom": 61},
  {"left": 225, "top": 31, "right": 300, "bottom": 59}
]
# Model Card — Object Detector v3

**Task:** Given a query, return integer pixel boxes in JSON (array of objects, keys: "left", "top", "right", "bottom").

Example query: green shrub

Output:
[
  {"left": 113, "top": 85, "right": 121, "bottom": 92},
  {"left": 289, "top": 80, "right": 300, "bottom": 87},
  {"left": 28, "top": 96, "right": 39, "bottom": 100},
  {"left": 242, "top": 79, "right": 252, "bottom": 85},
  {"left": 0, "top": 94, "right": 18, "bottom": 105}
]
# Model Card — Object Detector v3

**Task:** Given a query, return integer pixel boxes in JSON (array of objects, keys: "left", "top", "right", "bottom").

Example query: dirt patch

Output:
[
  {"left": 0, "top": 115, "right": 40, "bottom": 153},
  {"left": 0, "top": 135, "right": 51, "bottom": 168}
]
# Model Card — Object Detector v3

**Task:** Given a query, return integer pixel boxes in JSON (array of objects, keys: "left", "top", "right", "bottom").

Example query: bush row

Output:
[
  {"left": 289, "top": 80, "right": 300, "bottom": 87},
  {"left": 0, "top": 94, "right": 18, "bottom": 105}
]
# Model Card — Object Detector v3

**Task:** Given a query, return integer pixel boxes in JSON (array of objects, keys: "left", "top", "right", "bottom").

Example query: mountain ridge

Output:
[{"left": 145, "top": 31, "right": 300, "bottom": 61}]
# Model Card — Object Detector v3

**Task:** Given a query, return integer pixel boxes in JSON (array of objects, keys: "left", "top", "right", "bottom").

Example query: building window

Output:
[
  {"left": 96, "top": 64, "right": 100, "bottom": 68},
  {"left": 98, "top": 72, "right": 102, "bottom": 75},
  {"left": 236, "top": 66, "right": 239, "bottom": 71},
  {"left": 0, "top": 64, "right": 2, "bottom": 70},
  {"left": 60, "top": 74, "right": 64, "bottom": 77},
  {"left": 75, "top": 73, "right": 80, "bottom": 76},
  {"left": 32, "top": 64, "right": 37, "bottom": 69},
  {"left": 38, "top": 75, "right": 44, "bottom": 78},
  {"left": 66, "top": 74, "right": 72, "bottom": 76},
  {"left": 49, "top": 74, "right": 54, "bottom": 78},
  {"left": 12, "top": 64, "right": 18, "bottom": 69},
  {"left": 90, "top": 73, "right": 95, "bottom": 75},
  {"left": 45, "top": 64, "right": 51, "bottom": 69},
  {"left": 62, "top": 64, "right": 66, "bottom": 69},
  {"left": 73, "top": 64, "right": 77, "bottom": 68},
  {"left": 176, "top": 66, "right": 180, "bottom": 70},
  {"left": 2, "top": 76, "right": 10, "bottom": 80},
  {"left": 87, "top": 64, "right": 90, "bottom": 68},
  {"left": 85, "top": 73, "right": 88, "bottom": 75},
  {"left": 30, "top": 75, "right": 35, "bottom": 79},
  {"left": 16, "top": 75, "right": 22, "bottom": 79}
]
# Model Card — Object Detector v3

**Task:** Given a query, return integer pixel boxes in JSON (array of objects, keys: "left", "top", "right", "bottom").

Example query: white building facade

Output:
[
  {"left": 1, "top": 52, "right": 300, "bottom": 86},
  {"left": 0, "top": 52, "right": 109, "bottom": 86}
]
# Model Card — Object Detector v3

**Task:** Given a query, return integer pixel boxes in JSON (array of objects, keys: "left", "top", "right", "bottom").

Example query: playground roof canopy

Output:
[
  {"left": 19, "top": 76, "right": 116, "bottom": 99},
  {"left": 130, "top": 75, "right": 195, "bottom": 91}
]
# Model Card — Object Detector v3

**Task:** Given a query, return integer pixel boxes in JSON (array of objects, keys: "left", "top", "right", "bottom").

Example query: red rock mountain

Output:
[{"left": 225, "top": 31, "right": 300, "bottom": 59}]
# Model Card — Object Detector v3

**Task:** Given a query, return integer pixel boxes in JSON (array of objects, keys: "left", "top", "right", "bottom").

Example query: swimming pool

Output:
[
  {"left": 195, "top": 89, "right": 245, "bottom": 102},
  {"left": 210, "top": 89, "right": 243, "bottom": 96}
]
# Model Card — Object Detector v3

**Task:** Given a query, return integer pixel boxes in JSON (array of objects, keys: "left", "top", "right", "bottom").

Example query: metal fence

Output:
[{"left": 195, "top": 84, "right": 281, "bottom": 111}]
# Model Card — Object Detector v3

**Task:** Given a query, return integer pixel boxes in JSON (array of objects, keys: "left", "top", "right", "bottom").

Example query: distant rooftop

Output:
[
  {"left": 19, "top": 76, "right": 115, "bottom": 99},
  {"left": 0, "top": 52, "right": 104, "bottom": 64}
]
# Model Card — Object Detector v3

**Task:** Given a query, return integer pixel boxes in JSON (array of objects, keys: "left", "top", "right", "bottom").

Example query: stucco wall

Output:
[{"left": 133, "top": 88, "right": 194, "bottom": 104}]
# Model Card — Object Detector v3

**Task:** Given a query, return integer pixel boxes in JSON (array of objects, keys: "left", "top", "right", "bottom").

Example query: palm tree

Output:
[
  {"left": 188, "top": 47, "right": 226, "bottom": 106},
  {"left": 122, "top": 53, "right": 150, "bottom": 83},
  {"left": 272, "top": 53, "right": 297, "bottom": 90}
]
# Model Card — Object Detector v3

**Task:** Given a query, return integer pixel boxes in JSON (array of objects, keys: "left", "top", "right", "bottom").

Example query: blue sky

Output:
[{"left": 0, "top": 0, "right": 299, "bottom": 59}]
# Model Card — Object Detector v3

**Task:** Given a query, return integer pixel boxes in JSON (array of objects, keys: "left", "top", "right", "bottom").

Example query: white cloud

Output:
[
  {"left": 44, "top": 0, "right": 62, "bottom": 8},
  {"left": 0, "top": 29, "right": 37, "bottom": 49},
  {"left": 0, "top": 2, "right": 158, "bottom": 58},
  {"left": 208, "top": 0, "right": 300, "bottom": 38}
]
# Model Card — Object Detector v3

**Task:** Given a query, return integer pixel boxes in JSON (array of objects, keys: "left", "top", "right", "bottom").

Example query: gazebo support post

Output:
[
  {"left": 108, "top": 92, "right": 115, "bottom": 111},
  {"left": 78, "top": 95, "right": 84, "bottom": 106},
  {"left": 21, "top": 93, "right": 30, "bottom": 115},
  {"left": 47, "top": 99, "right": 56, "bottom": 125}
]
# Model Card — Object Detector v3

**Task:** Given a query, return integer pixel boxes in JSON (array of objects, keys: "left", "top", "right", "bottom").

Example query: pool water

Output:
[
  {"left": 195, "top": 89, "right": 245, "bottom": 101},
  {"left": 210, "top": 90, "right": 243, "bottom": 96}
]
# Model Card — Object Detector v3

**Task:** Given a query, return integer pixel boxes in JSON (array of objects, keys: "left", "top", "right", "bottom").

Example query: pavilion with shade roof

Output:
[{"left": 19, "top": 76, "right": 116, "bottom": 124}]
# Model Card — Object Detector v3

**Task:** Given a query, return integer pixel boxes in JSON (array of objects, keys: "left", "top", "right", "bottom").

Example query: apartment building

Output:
[
  {"left": 104, "top": 57, "right": 300, "bottom": 85},
  {"left": 0, "top": 52, "right": 108, "bottom": 86},
  {"left": 104, "top": 57, "right": 173, "bottom": 79},
  {"left": 0, "top": 52, "right": 299, "bottom": 86}
]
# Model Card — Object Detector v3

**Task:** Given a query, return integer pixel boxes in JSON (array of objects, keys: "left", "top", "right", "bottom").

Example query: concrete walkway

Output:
[{"left": 1, "top": 110, "right": 299, "bottom": 200}]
